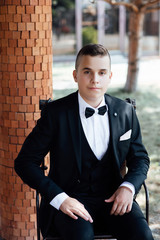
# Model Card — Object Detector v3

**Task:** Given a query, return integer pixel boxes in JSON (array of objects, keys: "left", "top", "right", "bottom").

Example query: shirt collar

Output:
[{"left": 78, "top": 92, "right": 108, "bottom": 118}]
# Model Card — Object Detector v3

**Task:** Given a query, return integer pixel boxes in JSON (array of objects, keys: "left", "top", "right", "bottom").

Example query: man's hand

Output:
[
  {"left": 60, "top": 197, "right": 93, "bottom": 223},
  {"left": 105, "top": 187, "right": 133, "bottom": 216}
]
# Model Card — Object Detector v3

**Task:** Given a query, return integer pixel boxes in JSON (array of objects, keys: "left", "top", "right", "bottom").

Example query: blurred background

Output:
[{"left": 52, "top": 0, "right": 160, "bottom": 56}]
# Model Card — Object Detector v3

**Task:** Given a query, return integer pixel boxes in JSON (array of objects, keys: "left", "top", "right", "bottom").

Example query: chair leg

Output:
[
  {"left": 143, "top": 181, "right": 149, "bottom": 224},
  {"left": 36, "top": 191, "right": 41, "bottom": 240}
]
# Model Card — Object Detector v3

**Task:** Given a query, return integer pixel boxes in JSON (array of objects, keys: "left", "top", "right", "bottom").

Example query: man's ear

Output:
[
  {"left": 73, "top": 70, "right": 77, "bottom": 82},
  {"left": 109, "top": 71, "right": 112, "bottom": 80},
  {"left": 108, "top": 71, "right": 112, "bottom": 84}
]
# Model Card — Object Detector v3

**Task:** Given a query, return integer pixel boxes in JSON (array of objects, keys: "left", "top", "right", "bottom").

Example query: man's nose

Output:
[{"left": 91, "top": 73, "right": 99, "bottom": 83}]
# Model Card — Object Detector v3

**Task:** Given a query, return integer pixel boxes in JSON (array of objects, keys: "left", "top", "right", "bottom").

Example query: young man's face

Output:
[{"left": 73, "top": 55, "right": 112, "bottom": 107}]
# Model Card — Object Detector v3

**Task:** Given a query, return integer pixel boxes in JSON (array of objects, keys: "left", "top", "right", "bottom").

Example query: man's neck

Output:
[{"left": 78, "top": 92, "right": 104, "bottom": 108}]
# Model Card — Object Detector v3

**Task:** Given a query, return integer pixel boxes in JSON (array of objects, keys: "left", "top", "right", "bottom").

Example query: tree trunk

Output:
[{"left": 124, "top": 11, "right": 145, "bottom": 92}]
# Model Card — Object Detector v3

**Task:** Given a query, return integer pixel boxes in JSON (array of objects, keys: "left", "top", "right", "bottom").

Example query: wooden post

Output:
[
  {"left": 75, "top": 0, "right": 82, "bottom": 53},
  {"left": 125, "top": 11, "right": 145, "bottom": 92},
  {"left": 97, "top": 1, "right": 106, "bottom": 45},
  {"left": 119, "top": 5, "right": 126, "bottom": 54}
]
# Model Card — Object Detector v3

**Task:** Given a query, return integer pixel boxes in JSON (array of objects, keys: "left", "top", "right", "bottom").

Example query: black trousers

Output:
[{"left": 51, "top": 194, "right": 154, "bottom": 240}]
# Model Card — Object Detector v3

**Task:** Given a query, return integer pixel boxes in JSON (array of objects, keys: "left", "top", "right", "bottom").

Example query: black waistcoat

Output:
[{"left": 73, "top": 123, "right": 119, "bottom": 199}]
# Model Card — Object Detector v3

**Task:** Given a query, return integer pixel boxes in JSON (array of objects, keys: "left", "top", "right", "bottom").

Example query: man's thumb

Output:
[{"left": 105, "top": 194, "right": 115, "bottom": 203}]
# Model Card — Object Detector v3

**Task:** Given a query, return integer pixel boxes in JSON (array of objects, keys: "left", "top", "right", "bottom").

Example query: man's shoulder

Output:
[
  {"left": 105, "top": 93, "right": 130, "bottom": 106},
  {"left": 44, "top": 91, "right": 78, "bottom": 111},
  {"left": 104, "top": 93, "right": 134, "bottom": 115}
]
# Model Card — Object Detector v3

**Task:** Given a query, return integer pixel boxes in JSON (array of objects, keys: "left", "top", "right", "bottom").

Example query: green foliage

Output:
[
  {"left": 52, "top": 0, "right": 75, "bottom": 10},
  {"left": 82, "top": 26, "right": 98, "bottom": 46}
]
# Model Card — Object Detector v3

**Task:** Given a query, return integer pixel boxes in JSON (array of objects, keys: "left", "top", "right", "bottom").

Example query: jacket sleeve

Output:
[
  {"left": 123, "top": 106, "right": 150, "bottom": 194},
  {"left": 14, "top": 104, "right": 63, "bottom": 203}
]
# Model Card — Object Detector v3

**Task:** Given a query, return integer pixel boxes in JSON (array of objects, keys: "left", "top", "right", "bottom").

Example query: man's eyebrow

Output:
[
  {"left": 82, "top": 67, "right": 107, "bottom": 71},
  {"left": 82, "top": 67, "right": 91, "bottom": 70}
]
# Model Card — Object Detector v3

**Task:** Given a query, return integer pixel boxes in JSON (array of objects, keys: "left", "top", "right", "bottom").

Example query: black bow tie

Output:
[{"left": 85, "top": 105, "right": 107, "bottom": 118}]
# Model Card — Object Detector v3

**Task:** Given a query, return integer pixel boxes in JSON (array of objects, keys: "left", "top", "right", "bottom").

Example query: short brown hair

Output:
[{"left": 75, "top": 44, "right": 111, "bottom": 70}]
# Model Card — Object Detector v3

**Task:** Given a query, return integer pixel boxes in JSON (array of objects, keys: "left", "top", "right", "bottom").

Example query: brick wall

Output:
[{"left": 0, "top": 0, "right": 53, "bottom": 239}]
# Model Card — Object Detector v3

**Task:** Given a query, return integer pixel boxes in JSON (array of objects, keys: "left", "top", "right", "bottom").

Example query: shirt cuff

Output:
[
  {"left": 50, "top": 192, "right": 69, "bottom": 210},
  {"left": 120, "top": 181, "right": 135, "bottom": 196}
]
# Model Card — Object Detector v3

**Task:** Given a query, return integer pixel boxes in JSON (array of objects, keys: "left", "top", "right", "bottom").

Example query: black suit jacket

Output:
[{"left": 15, "top": 91, "right": 150, "bottom": 237}]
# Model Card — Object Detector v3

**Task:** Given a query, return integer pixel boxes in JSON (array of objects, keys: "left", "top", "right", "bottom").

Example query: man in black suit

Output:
[{"left": 15, "top": 44, "right": 153, "bottom": 240}]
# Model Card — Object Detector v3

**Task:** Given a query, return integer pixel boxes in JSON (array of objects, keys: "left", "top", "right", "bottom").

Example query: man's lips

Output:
[{"left": 89, "top": 87, "right": 100, "bottom": 90}]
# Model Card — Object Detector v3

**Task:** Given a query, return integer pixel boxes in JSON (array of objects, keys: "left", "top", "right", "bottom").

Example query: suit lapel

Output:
[
  {"left": 67, "top": 92, "right": 82, "bottom": 174},
  {"left": 105, "top": 94, "right": 121, "bottom": 170}
]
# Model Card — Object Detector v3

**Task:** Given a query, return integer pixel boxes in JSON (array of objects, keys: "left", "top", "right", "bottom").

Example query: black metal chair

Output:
[{"left": 36, "top": 98, "right": 149, "bottom": 240}]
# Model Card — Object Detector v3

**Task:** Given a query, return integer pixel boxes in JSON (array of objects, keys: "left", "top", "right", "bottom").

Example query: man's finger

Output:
[
  {"left": 73, "top": 208, "right": 93, "bottom": 223},
  {"left": 126, "top": 203, "right": 132, "bottom": 213},
  {"left": 66, "top": 209, "right": 78, "bottom": 220},
  {"left": 114, "top": 204, "right": 123, "bottom": 216},
  {"left": 119, "top": 205, "right": 127, "bottom": 216},
  {"left": 110, "top": 202, "right": 118, "bottom": 215},
  {"left": 80, "top": 209, "right": 93, "bottom": 223},
  {"left": 105, "top": 194, "right": 115, "bottom": 203}
]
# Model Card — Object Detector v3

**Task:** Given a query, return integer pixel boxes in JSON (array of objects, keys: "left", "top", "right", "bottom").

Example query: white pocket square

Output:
[{"left": 120, "top": 129, "right": 132, "bottom": 141}]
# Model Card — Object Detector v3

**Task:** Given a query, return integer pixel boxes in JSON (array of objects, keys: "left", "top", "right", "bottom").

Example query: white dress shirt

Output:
[
  {"left": 50, "top": 93, "right": 135, "bottom": 210},
  {"left": 78, "top": 93, "right": 110, "bottom": 160}
]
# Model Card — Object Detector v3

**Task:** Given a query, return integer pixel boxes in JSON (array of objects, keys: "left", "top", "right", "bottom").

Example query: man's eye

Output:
[
  {"left": 84, "top": 71, "right": 90, "bottom": 74},
  {"left": 100, "top": 71, "right": 106, "bottom": 75}
]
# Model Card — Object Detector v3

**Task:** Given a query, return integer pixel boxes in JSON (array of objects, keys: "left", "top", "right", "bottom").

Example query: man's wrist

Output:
[
  {"left": 120, "top": 181, "right": 135, "bottom": 196},
  {"left": 50, "top": 192, "right": 69, "bottom": 210}
]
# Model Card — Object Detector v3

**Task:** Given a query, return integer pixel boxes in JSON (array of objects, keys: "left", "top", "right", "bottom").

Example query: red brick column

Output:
[{"left": 0, "top": 0, "right": 53, "bottom": 239}]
